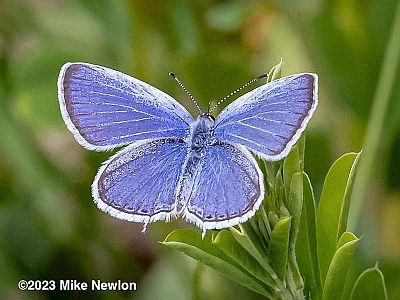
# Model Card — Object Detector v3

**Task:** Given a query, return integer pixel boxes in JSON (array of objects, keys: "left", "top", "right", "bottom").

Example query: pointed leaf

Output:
[
  {"left": 350, "top": 266, "right": 388, "bottom": 300},
  {"left": 230, "top": 226, "right": 270, "bottom": 273},
  {"left": 269, "top": 216, "right": 291, "bottom": 280},
  {"left": 264, "top": 160, "right": 278, "bottom": 188},
  {"left": 296, "top": 172, "right": 322, "bottom": 298},
  {"left": 336, "top": 231, "right": 357, "bottom": 249},
  {"left": 283, "top": 143, "right": 301, "bottom": 200},
  {"left": 287, "top": 172, "right": 304, "bottom": 289},
  {"left": 288, "top": 172, "right": 304, "bottom": 249},
  {"left": 275, "top": 168, "right": 285, "bottom": 206},
  {"left": 322, "top": 232, "right": 359, "bottom": 300},
  {"left": 213, "top": 230, "right": 276, "bottom": 289},
  {"left": 162, "top": 229, "right": 271, "bottom": 297},
  {"left": 317, "top": 152, "right": 360, "bottom": 283},
  {"left": 248, "top": 218, "right": 266, "bottom": 250},
  {"left": 257, "top": 215, "right": 269, "bottom": 243},
  {"left": 236, "top": 221, "right": 269, "bottom": 258},
  {"left": 259, "top": 205, "right": 272, "bottom": 238},
  {"left": 267, "top": 58, "right": 283, "bottom": 82},
  {"left": 338, "top": 152, "right": 361, "bottom": 236},
  {"left": 214, "top": 230, "right": 294, "bottom": 299},
  {"left": 298, "top": 135, "right": 306, "bottom": 170}
]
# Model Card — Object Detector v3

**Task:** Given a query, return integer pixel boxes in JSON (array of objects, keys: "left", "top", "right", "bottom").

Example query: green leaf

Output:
[
  {"left": 287, "top": 172, "right": 304, "bottom": 290},
  {"left": 259, "top": 205, "right": 272, "bottom": 239},
  {"left": 322, "top": 232, "right": 359, "bottom": 300},
  {"left": 336, "top": 231, "right": 357, "bottom": 249},
  {"left": 162, "top": 229, "right": 272, "bottom": 297},
  {"left": 248, "top": 218, "right": 267, "bottom": 252},
  {"left": 275, "top": 168, "right": 285, "bottom": 206},
  {"left": 231, "top": 223, "right": 296, "bottom": 299},
  {"left": 264, "top": 160, "right": 278, "bottom": 189},
  {"left": 230, "top": 226, "right": 267, "bottom": 269},
  {"left": 297, "top": 134, "right": 306, "bottom": 170},
  {"left": 257, "top": 217, "right": 269, "bottom": 244},
  {"left": 283, "top": 143, "right": 301, "bottom": 201},
  {"left": 316, "top": 152, "right": 360, "bottom": 283},
  {"left": 338, "top": 152, "right": 361, "bottom": 237},
  {"left": 213, "top": 230, "right": 276, "bottom": 289},
  {"left": 267, "top": 58, "right": 283, "bottom": 82},
  {"left": 296, "top": 172, "right": 322, "bottom": 298},
  {"left": 288, "top": 172, "right": 303, "bottom": 249},
  {"left": 350, "top": 265, "right": 388, "bottom": 300},
  {"left": 269, "top": 216, "right": 291, "bottom": 280}
]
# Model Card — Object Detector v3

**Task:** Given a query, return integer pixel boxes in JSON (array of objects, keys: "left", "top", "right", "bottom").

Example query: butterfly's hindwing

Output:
[
  {"left": 58, "top": 63, "right": 192, "bottom": 151},
  {"left": 92, "top": 138, "right": 188, "bottom": 223},
  {"left": 181, "top": 142, "right": 264, "bottom": 230}
]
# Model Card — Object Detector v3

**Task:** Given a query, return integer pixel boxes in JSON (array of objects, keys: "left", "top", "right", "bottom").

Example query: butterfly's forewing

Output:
[
  {"left": 93, "top": 138, "right": 188, "bottom": 223},
  {"left": 183, "top": 143, "right": 264, "bottom": 230},
  {"left": 58, "top": 63, "right": 192, "bottom": 151},
  {"left": 214, "top": 73, "right": 318, "bottom": 160}
]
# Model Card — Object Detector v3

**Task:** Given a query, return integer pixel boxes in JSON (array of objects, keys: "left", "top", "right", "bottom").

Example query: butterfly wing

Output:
[
  {"left": 182, "top": 143, "right": 264, "bottom": 231},
  {"left": 214, "top": 73, "right": 318, "bottom": 160},
  {"left": 92, "top": 138, "right": 188, "bottom": 224},
  {"left": 58, "top": 62, "right": 192, "bottom": 151}
]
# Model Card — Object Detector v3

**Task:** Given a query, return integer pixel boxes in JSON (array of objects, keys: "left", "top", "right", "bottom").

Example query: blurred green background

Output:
[{"left": 1, "top": 0, "right": 400, "bottom": 299}]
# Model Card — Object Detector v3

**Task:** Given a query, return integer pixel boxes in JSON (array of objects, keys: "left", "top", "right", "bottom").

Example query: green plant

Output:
[{"left": 161, "top": 62, "right": 387, "bottom": 300}]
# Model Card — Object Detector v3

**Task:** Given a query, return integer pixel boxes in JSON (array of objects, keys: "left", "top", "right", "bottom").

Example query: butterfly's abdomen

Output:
[{"left": 175, "top": 115, "right": 216, "bottom": 214}]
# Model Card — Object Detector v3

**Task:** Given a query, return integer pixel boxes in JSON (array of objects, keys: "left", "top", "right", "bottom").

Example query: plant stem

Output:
[{"left": 349, "top": 1, "right": 400, "bottom": 229}]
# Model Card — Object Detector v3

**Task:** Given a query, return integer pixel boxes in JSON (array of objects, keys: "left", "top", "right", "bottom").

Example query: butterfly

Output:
[{"left": 57, "top": 62, "right": 318, "bottom": 235}]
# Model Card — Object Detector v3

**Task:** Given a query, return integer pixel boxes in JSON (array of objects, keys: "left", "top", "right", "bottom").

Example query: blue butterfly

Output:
[{"left": 57, "top": 62, "right": 318, "bottom": 235}]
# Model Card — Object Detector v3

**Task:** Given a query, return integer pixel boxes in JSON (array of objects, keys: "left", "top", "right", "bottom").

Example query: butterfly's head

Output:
[{"left": 199, "top": 112, "right": 215, "bottom": 122}]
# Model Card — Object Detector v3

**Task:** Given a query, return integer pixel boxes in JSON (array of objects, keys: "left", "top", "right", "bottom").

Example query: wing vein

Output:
[
  {"left": 75, "top": 110, "right": 131, "bottom": 115},
  {"left": 238, "top": 115, "right": 296, "bottom": 127},
  {"left": 236, "top": 121, "right": 284, "bottom": 137},
  {"left": 82, "top": 117, "right": 155, "bottom": 128},
  {"left": 94, "top": 129, "right": 184, "bottom": 143}
]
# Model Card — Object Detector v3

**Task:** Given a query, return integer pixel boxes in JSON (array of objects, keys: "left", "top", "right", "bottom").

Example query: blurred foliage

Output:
[{"left": 0, "top": 0, "right": 400, "bottom": 299}]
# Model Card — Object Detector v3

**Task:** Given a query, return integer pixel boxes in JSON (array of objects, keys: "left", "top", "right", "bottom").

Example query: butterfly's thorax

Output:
[
  {"left": 176, "top": 114, "right": 216, "bottom": 214},
  {"left": 187, "top": 114, "right": 216, "bottom": 150}
]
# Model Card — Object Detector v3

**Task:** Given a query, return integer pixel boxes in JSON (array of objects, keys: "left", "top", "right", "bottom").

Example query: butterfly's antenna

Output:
[
  {"left": 169, "top": 72, "right": 202, "bottom": 114},
  {"left": 209, "top": 72, "right": 269, "bottom": 113}
]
